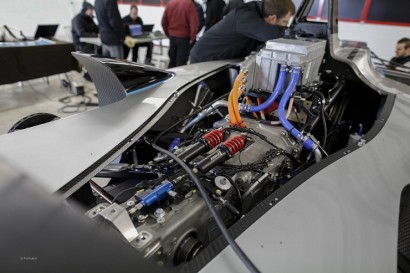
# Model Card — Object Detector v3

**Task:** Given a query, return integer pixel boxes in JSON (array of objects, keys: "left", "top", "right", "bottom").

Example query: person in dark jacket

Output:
[
  {"left": 94, "top": 0, "right": 125, "bottom": 58},
  {"left": 223, "top": 0, "right": 244, "bottom": 16},
  {"left": 390, "top": 38, "right": 410, "bottom": 68},
  {"left": 71, "top": 2, "right": 99, "bottom": 53},
  {"left": 161, "top": 0, "right": 198, "bottom": 68},
  {"left": 204, "top": 0, "right": 226, "bottom": 31},
  {"left": 122, "top": 5, "right": 153, "bottom": 64},
  {"left": 194, "top": 0, "right": 205, "bottom": 34},
  {"left": 190, "top": 0, "right": 295, "bottom": 63}
]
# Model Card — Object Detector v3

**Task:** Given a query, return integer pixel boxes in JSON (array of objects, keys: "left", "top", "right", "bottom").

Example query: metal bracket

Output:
[{"left": 98, "top": 203, "right": 139, "bottom": 242}]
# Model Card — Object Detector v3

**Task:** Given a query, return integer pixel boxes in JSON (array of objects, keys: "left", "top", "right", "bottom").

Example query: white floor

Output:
[
  {"left": 0, "top": 71, "right": 98, "bottom": 135},
  {"left": 0, "top": 44, "right": 170, "bottom": 135}
]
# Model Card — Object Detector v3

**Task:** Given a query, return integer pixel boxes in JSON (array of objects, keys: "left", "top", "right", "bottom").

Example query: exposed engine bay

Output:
[{"left": 70, "top": 37, "right": 385, "bottom": 269}]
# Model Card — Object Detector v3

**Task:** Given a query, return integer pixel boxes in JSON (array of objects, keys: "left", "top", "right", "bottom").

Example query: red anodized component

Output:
[
  {"left": 202, "top": 129, "right": 225, "bottom": 149},
  {"left": 222, "top": 135, "right": 246, "bottom": 155}
]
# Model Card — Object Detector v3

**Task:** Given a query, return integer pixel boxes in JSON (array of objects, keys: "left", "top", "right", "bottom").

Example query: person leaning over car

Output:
[
  {"left": 204, "top": 0, "right": 226, "bottom": 32},
  {"left": 190, "top": 0, "right": 295, "bottom": 64},
  {"left": 161, "top": 0, "right": 198, "bottom": 68},
  {"left": 223, "top": 0, "right": 245, "bottom": 16}
]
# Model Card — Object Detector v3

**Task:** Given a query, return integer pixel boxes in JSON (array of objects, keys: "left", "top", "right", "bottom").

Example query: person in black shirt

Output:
[
  {"left": 204, "top": 0, "right": 226, "bottom": 31},
  {"left": 122, "top": 5, "right": 153, "bottom": 64},
  {"left": 194, "top": 0, "right": 205, "bottom": 34},
  {"left": 390, "top": 38, "right": 410, "bottom": 68},
  {"left": 190, "top": 0, "right": 295, "bottom": 63},
  {"left": 94, "top": 0, "right": 125, "bottom": 58},
  {"left": 223, "top": 0, "right": 244, "bottom": 16},
  {"left": 71, "top": 2, "right": 99, "bottom": 53}
]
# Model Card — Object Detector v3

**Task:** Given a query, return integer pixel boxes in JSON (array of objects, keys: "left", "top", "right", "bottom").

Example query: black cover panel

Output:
[{"left": 0, "top": 41, "right": 78, "bottom": 85}]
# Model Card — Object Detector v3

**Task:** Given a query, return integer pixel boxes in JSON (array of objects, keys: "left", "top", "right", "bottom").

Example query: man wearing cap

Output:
[{"left": 71, "top": 2, "right": 99, "bottom": 53}]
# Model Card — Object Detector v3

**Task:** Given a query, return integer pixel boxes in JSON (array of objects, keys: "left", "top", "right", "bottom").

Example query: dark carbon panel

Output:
[
  {"left": 399, "top": 185, "right": 410, "bottom": 260},
  {"left": 72, "top": 53, "right": 127, "bottom": 107}
]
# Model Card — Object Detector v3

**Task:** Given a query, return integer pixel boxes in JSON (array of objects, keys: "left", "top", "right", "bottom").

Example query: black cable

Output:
[
  {"left": 110, "top": 174, "right": 171, "bottom": 204},
  {"left": 320, "top": 106, "right": 327, "bottom": 148},
  {"left": 58, "top": 95, "right": 92, "bottom": 114},
  {"left": 220, "top": 174, "right": 242, "bottom": 215},
  {"left": 152, "top": 142, "right": 261, "bottom": 273},
  {"left": 153, "top": 93, "right": 229, "bottom": 145},
  {"left": 313, "top": 91, "right": 328, "bottom": 147},
  {"left": 293, "top": 107, "right": 302, "bottom": 128},
  {"left": 111, "top": 186, "right": 139, "bottom": 204},
  {"left": 3, "top": 25, "right": 18, "bottom": 40}
]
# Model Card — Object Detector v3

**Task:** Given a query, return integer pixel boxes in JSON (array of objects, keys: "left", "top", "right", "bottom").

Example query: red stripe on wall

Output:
[{"left": 361, "top": 0, "right": 372, "bottom": 21}]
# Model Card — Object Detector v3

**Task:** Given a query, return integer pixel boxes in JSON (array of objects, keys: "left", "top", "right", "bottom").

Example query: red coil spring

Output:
[
  {"left": 222, "top": 136, "right": 246, "bottom": 155},
  {"left": 202, "top": 129, "right": 225, "bottom": 149}
]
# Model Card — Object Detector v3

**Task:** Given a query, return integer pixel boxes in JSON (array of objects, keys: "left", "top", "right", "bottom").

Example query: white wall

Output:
[
  {"left": 0, "top": 0, "right": 165, "bottom": 41},
  {"left": 0, "top": 0, "right": 81, "bottom": 40},
  {"left": 339, "top": 22, "right": 410, "bottom": 61},
  {"left": 0, "top": 0, "right": 407, "bottom": 60}
]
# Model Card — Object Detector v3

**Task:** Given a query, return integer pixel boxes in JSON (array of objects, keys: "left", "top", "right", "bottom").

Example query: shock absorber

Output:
[
  {"left": 193, "top": 135, "right": 246, "bottom": 173},
  {"left": 177, "top": 129, "right": 225, "bottom": 163}
]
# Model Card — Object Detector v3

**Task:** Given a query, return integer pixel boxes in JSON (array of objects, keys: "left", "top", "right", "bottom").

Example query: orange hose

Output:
[
  {"left": 256, "top": 97, "right": 266, "bottom": 120},
  {"left": 232, "top": 72, "right": 245, "bottom": 128},
  {"left": 228, "top": 91, "right": 237, "bottom": 126},
  {"left": 245, "top": 96, "right": 259, "bottom": 119},
  {"left": 228, "top": 71, "right": 248, "bottom": 127},
  {"left": 233, "top": 88, "right": 245, "bottom": 127},
  {"left": 228, "top": 73, "right": 242, "bottom": 126}
]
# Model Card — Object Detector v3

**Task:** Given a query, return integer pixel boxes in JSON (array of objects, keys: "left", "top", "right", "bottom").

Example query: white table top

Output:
[{"left": 80, "top": 33, "right": 167, "bottom": 47}]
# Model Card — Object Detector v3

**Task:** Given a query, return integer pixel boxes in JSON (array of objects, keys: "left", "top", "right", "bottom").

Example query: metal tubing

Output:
[
  {"left": 247, "top": 64, "right": 287, "bottom": 113},
  {"left": 89, "top": 180, "right": 115, "bottom": 204},
  {"left": 277, "top": 67, "right": 320, "bottom": 159}
]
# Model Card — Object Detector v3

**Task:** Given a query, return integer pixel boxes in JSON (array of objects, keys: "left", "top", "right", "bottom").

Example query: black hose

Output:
[
  {"left": 153, "top": 93, "right": 229, "bottom": 145},
  {"left": 152, "top": 142, "right": 261, "bottom": 273},
  {"left": 303, "top": 90, "right": 328, "bottom": 148},
  {"left": 320, "top": 105, "right": 328, "bottom": 148},
  {"left": 222, "top": 174, "right": 242, "bottom": 215},
  {"left": 111, "top": 186, "right": 139, "bottom": 204}
]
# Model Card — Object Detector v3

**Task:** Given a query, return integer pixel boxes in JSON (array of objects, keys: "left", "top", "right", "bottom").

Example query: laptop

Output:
[
  {"left": 142, "top": 24, "right": 154, "bottom": 33},
  {"left": 34, "top": 24, "right": 59, "bottom": 39},
  {"left": 128, "top": 24, "right": 154, "bottom": 38}
]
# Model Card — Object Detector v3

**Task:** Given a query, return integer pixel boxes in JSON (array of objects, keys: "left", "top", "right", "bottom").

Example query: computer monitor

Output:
[{"left": 34, "top": 24, "right": 59, "bottom": 39}]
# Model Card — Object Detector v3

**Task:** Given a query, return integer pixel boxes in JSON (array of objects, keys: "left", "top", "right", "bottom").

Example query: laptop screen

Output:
[
  {"left": 142, "top": 24, "right": 154, "bottom": 33},
  {"left": 34, "top": 24, "right": 59, "bottom": 39},
  {"left": 129, "top": 24, "right": 143, "bottom": 36}
]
